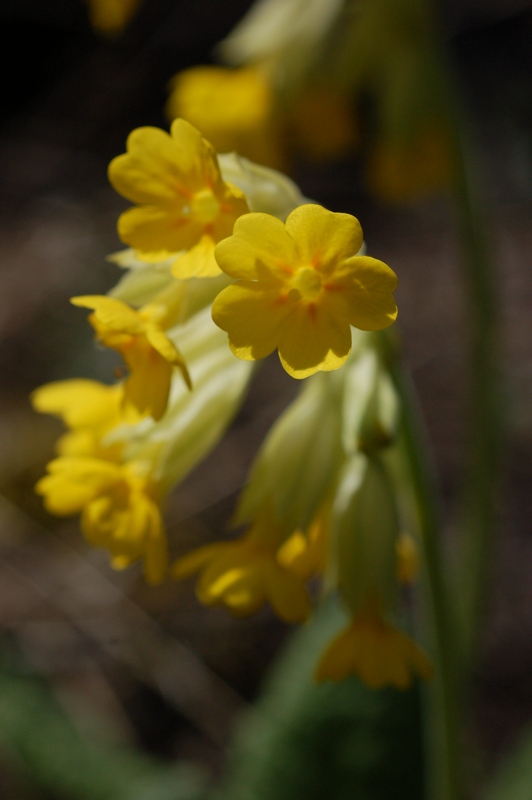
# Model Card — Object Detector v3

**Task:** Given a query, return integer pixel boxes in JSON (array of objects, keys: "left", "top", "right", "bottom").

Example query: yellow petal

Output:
[
  {"left": 285, "top": 205, "right": 363, "bottom": 275},
  {"left": 315, "top": 618, "right": 432, "bottom": 688},
  {"left": 172, "top": 542, "right": 228, "bottom": 579},
  {"left": 277, "top": 302, "right": 352, "bottom": 379},
  {"left": 326, "top": 256, "right": 398, "bottom": 331},
  {"left": 71, "top": 295, "right": 143, "bottom": 334},
  {"left": 144, "top": 326, "right": 191, "bottom": 389},
  {"left": 123, "top": 342, "right": 173, "bottom": 421},
  {"left": 212, "top": 282, "right": 291, "bottom": 360},
  {"left": 172, "top": 235, "right": 221, "bottom": 279},
  {"left": 214, "top": 212, "right": 297, "bottom": 281},
  {"left": 117, "top": 205, "right": 202, "bottom": 256},
  {"left": 109, "top": 125, "right": 200, "bottom": 205},
  {"left": 31, "top": 379, "right": 122, "bottom": 430}
]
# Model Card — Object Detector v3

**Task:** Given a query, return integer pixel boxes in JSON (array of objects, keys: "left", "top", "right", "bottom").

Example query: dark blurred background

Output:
[{"left": 1, "top": 1, "right": 532, "bottom": 796}]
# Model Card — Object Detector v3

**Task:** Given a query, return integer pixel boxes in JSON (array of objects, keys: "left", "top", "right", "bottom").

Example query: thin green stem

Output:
[
  {"left": 450, "top": 127, "right": 501, "bottom": 667},
  {"left": 382, "top": 331, "right": 463, "bottom": 800}
]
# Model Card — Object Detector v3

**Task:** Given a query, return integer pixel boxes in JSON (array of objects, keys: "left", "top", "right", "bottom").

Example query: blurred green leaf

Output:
[
  {"left": 485, "top": 724, "right": 532, "bottom": 800},
  {"left": 0, "top": 655, "right": 206, "bottom": 800},
  {"left": 216, "top": 597, "right": 425, "bottom": 800}
]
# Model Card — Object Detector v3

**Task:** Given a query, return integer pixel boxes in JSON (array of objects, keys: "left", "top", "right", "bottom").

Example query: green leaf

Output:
[
  {"left": 0, "top": 654, "right": 206, "bottom": 800},
  {"left": 216, "top": 597, "right": 425, "bottom": 800},
  {"left": 485, "top": 723, "right": 532, "bottom": 800}
]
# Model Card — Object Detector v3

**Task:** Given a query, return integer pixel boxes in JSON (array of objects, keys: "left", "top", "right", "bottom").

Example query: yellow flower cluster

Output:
[{"left": 33, "top": 117, "right": 412, "bottom": 690}]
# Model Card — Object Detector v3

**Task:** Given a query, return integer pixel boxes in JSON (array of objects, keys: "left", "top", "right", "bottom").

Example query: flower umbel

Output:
[
  {"left": 108, "top": 119, "right": 249, "bottom": 279},
  {"left": 71, "top": 295, "right": 191, "bottom": 421},
  {"left": 212, "top": 204, "right": 397, "bottom": 378}
]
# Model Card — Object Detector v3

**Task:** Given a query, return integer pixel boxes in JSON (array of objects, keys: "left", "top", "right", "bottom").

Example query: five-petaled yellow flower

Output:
[
  {"left": 108, "top": 119, "right": 249, "bottom": 279},
  {"left": 212, "top": 204, "right": 398, "bottom": 379},
  {"left": 71, "top": 295, "right": 191, "bottom": 421}
]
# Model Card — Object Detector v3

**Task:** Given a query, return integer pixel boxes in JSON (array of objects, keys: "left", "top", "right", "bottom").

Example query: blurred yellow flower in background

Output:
[
  {"left": 31, "top": 379, "right": 132, "bottom": 458},
  {"left": 367, "top": 129, "right": 454, "bottom": 202},
  {"left": 212, "top": 204, "right": 397, "bottom": 378},
  {"left": 37, "top": 457, "right": 167, "bottom": 585},
  {"left": 71, "top": 295, "right": 191, "bottom": 421},
  {"left": 166, "top": 66, "right": 282, "bottom": 169},
  {"left": 108, "top": 120, "right": 249, "bottom": 279},
  {"left": 315, "top": 601, "right": 433, "bottom": 687},
  {"left": 86, "top": 0, "right": 141, "bottom": 35},
  {"left": 173, "top": 507, "right": 312, "bottom": 623}
]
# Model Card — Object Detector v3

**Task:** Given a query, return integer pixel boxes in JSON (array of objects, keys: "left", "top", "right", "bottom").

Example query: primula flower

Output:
[
  {"left": 36, "top": 457, "right": 167, "bottom": 585},
  {"left": 31, "top": 379, "right": 134, "bottom": 458},
  {"left": 212, "top": 204, "right": 397, "bottom": 378},
  {"left": 71, "top": 295, "right": 191, "bottom": 421},
  {"left": 315, "top": 603, "right": 432, "bottom": 688},
  {"left": 166, "top": 66, "right": 282, "bottom": 170},
  {"left": 173, "top": 515, "right": 312, "bottom": 623},
  {"left": 108, "top": 120, "right": 249, "bottom": 279}
]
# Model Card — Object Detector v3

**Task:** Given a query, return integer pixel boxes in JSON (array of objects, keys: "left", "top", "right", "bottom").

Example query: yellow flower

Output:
[
  {"left": 212, "top": 204, "right": 397, "bottom": 378},
  {"left": 396, "top": 531, "right": 420, "bottom": 586},
  {"left": 86, "top": 0, "right": 141, "bottom": 35},
  {"left": 367, "top": 129, "right": 453, "bottom": 203},
  {"left": 315, "top": 603, "right": 432, "bottom": 688},
  {"left": 36, "top": 457, "right": 167, "bottom": 585},
  {"left": 31, "top": 379, "right": 134, "bottom": 458},
  {"left": 288, "top": 87, "right": 358, "bottom": 161},
  {"left": 71, "top": 295, "right": 191, "bottom": 421},
  {"left": 172, "top": 513, "right": 312, "bottom": 623},
  {"left": 277, "top": 510, "right": 328, "bottom": 580},
  {"left": 166, "top": 66, "right": 282, "bottom": 170},
  {"left": 108, "top": 120, "right": 249, "bottom": 279}
]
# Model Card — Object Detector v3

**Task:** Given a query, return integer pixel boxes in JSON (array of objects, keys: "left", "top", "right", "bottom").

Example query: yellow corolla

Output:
[
  {"left": 108, "top": 119, "right": 249, "bottom": 279},
  {"left": 212, "top": 204, "right": 398, "bottom": 379},
  {"left": 36, "top": 456, "right": 167, "bottom": 584},
  {"left": 173, "top": 533, "right": 312, "bottom": 624},
  {"left": 72, "top": 295, "right": 190, "bottom": 421},
  {"left": 315, "top": 604, "right": 432, "bottom": 688}
]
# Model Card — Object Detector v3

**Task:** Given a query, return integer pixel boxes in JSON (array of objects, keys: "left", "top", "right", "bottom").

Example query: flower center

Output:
[
  {"left": 289, "top": 267, "right": 322, "bottom": 301},
  {"left": 191, "top": 188, "right": 220, "bottom": 224}
]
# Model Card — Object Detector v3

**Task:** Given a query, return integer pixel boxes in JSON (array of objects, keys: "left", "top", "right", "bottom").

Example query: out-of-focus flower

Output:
[
  {"left": 31, "top": 379, "right": 132, "bottom": 458},
  {"left": 396, "top": 531, "right": 420, "bottom": 585},
  {"left": 315, "top": 600, "right": 432, "bottom": 687},
  {"left": 71, "top": 295, "right": 191, "bottom": 421},
  {"left": 173, "top": 505, "right": 312, "bottom": 623},
  {"left": 212, "top": 204, "right": 397, "bottom": 378},
  {"left": 316, "top": 453, "right": 431, "bottom": 688},
  {"left": 108, "top": 120, "right": 249, "bottom": 279},
  {"left": 166, "top": 66, "right": 282, "bottom": 169},
  {"left": 287, "top": 86, "right": 358, "bottom": 160},
  {"left": 37, "top": 456, "right": 167, "bottom": 585},
  {"left": 86, "top": 0, "right": 141, "bottom": 36},
  {"left": 367, "top": 129, "right": 453, "bottom": 202}
]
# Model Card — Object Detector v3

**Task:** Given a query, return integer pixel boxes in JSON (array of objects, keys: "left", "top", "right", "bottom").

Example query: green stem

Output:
[
  {"left": 450, "top": 126, "right": 501, "bottom": 666},
  {"left": 382, "top": 331, "right": 463, "bottom": 800}
]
